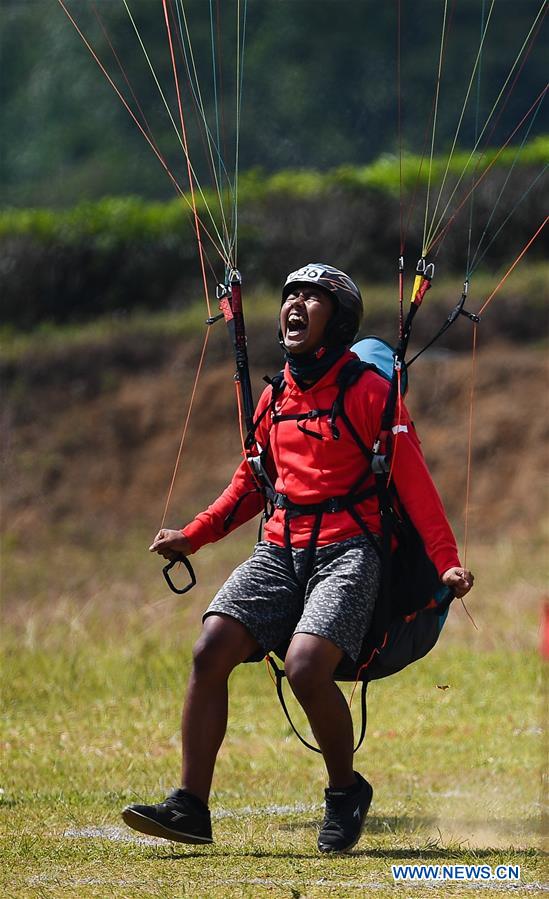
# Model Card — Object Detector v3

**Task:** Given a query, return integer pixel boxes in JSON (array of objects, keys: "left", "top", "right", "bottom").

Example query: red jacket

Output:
[{"left": 183, "top": 350, "right": 460, "bottom": 577}]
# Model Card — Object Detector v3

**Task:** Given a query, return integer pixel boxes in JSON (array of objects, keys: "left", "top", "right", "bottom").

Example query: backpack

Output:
[{"left": 260, "top": 336, "right": 454, "bottom": 752}]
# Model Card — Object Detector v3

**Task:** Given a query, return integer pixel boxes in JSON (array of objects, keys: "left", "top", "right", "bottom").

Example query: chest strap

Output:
[{"left": 271, "top": 408, "right": 337, "bottom": 440}]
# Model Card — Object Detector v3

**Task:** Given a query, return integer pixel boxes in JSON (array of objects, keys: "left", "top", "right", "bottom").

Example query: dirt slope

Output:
[{"left": 2, "top": 339, "right": 547, "bottom": 546}]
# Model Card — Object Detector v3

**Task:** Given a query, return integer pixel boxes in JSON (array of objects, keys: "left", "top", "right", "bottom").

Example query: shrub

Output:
[{"left": 1, "top": 143, "right": 546, "bottom": 329}]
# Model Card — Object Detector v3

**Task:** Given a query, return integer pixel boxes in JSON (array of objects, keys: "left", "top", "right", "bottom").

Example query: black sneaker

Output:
[
  {"left": 121, "top": 788, "right": 213, "bottom": 844},
  {"left": 317, "top": 771, "right": 373, "bottom": 853}
]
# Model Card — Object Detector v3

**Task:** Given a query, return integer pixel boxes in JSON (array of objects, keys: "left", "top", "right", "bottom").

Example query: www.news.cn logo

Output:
[{"left": 392, "top": 864, "right": 521, "bottom": 882}]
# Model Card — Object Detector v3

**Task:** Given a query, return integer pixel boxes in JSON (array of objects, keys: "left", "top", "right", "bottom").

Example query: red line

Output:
[
  {"left": 90, "top": 0, "right": 226, "bottom": 281},
  {"left": 426, "top": 84, "right": 548, "bottom": 255},
  {"left": 56, "top": 0, "right": 226, "bottom": 270},
  {"left": 460, "top": 217, "right": 547, "bottom": 559},
  {"left": 429, "top": 9, "right": 547, "bottom": 259},
  {"left": 477, "top": 216, "right": 547, "bottom": 316},
  {"left": 160, "top": 328, "right": 211, "bottom": 529},
  {"left": 57, "top": 1, "right": 181, "bottom": 189},
  {"left": 167, "top": 0, "right": 219, "bottom": 197},
  {"left": 462, "top": 325, "right": 477, "bottom": 569},
  {"left": 398, "top": 267, "right": 404, "bottom": 340},
  {"left": 476, "top": 4, "right": 547, "bottom": 157},
  {"left": 91, "top": 2, "right": 155, "bottom": 143}
]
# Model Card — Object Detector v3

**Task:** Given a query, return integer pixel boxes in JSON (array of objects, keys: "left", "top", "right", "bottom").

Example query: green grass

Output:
[
  {"left": 1, "top": 528, "right": 547, "bottom": 898},
  {"left": 1, "top": 640, "right": 545, "bottom": 897}
]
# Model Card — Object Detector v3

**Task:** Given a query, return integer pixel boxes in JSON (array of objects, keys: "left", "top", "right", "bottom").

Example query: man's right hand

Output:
[{"left": 149, "top": 529, "right": 192, "bottom": 561}]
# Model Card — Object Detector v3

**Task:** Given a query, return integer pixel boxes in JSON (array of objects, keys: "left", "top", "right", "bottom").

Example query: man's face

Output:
[{"left": 280, "top": 284, "right": 335, "bottom": 354}]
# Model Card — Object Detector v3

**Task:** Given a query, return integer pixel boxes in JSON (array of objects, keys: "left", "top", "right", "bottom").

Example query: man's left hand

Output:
[{"left": 441, "top": 566, "right": 474, "bottom": 598}]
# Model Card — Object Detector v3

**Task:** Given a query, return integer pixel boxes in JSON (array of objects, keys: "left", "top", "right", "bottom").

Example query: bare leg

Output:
[
  {"left": 284, "top": 633, "right": 355, "bottom": 789},
  {"left": 181, "top": 614, "right": 260, "bottom": 805}
]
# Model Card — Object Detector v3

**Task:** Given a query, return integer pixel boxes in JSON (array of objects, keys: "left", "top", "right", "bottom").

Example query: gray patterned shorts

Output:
[{"left": 204, "top": 536, "right": 380, "bottom": 663}]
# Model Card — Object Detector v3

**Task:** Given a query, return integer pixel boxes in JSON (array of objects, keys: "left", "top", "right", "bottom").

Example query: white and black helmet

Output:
[{"left": 282, "top": 263, "right": 363, "bottom": 346}]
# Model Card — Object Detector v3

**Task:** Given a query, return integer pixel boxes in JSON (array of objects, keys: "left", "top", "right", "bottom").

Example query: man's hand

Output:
[
  {"left": 441, "top": 566, "right": 474, "bottom": 598},
  {"left": 149, "top": 529, "right": 192, "bottom": 561}
]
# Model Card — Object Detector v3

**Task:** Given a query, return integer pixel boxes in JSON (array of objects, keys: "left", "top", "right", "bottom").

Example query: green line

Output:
[
  {"left": 422, "top": 0, "right": 449, "bottom": 256},
  {"left": 176, "top": 0, "right": 237, "bottom": 255},
  {"left": 424, "top": 0, "right": 495, "bottom": 253},
  {"left": 232, "top": 0, "right": 248, "bottom": 268},
  {"left": 121, "top": 0, "right": 229, "bottom": 262},
  {"left": 465, "top": 0, "right": 487, "bottom": 277},
  {"left": 175, "top": 0, "right": 234, "bottom": 263},
  {"left": 174, "top": 0, "right": 233, "bottom": 260},
  {"left": 468, "top": 98, "right": 547, "bottom": 276},
  {"left": 209, "top": 0, "right": 223, "bottom": 199},
  {"left": 425, "top": 0, "right": 547, "bottom": 254},
  {"left": 472, "top": 166, "right": 547, "bottom": 277}
]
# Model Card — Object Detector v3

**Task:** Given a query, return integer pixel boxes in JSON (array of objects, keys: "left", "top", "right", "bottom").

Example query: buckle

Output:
[{"left": 372, "top": 453, "right": 390, "bottom": 475}]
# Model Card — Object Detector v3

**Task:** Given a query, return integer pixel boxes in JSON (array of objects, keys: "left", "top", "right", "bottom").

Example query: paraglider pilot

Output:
[{"left": 123, "top": 263, "right": 474, "bottom": 852}]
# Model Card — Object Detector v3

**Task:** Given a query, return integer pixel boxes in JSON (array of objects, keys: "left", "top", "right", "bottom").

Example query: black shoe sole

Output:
[
  {"left": 317, "top": 780, "right": 373, "bottom": 854},
  {"left": 121, "top": 808, "right": 213, "bottom": 845}
]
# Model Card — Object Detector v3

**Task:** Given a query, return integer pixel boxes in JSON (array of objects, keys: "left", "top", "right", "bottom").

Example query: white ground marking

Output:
[
  {"left": 63, "top": 801, "right": 320, "bottom": 844},
  {"left": 63, "top": 825, "right": 163, "bottom": 845},
  {"left": 214, "top": 801, "right": 318, "bottom": 819}
]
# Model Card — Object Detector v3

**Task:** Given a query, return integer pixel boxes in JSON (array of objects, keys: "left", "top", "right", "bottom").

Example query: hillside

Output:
[{"left": 3, "top": 321, "right": 547, "bottom": 552}]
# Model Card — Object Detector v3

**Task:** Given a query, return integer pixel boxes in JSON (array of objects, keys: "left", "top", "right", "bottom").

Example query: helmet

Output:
[{"left": 282, "top": 263, "right": 363, "bottom": 346}]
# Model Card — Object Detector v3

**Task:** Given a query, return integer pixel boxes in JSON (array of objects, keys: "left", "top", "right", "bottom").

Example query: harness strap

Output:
[
  {"left": 277, "top": 485, "right": 379, "bottom": 584},
  {"left": 302, "top": 509, "right": 323, "bottom": 584},
  {"left": 345, "top": 505, "right": 383, "bottom": 560},
  {"left": 272, "top": 408, "right": 332, "bottom": 423},
  {"left": 283, "top": 507, "right": 323, "bottom": 585},
  {"left": 370, "top": 470, "right": 397, "bottom": 643},
  {"left": 272, "top": 407, "right": 334, "bottom": 441},
  {"left": 273, "top": 485, "right": 377, "bottom": 517},
  {"left": 266, "top": 655, "right": 369, "bottom": 755},
  {"left": 336, "top": 405, "right": 373, "bottom": 464},
  {"left": 244, "top": 372, "right": 286, "bottom": 450}
]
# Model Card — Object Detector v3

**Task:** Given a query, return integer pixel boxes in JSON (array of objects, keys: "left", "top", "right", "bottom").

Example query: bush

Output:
[{"left": 1, "top": 142, "right": 546, "bottom": 329}]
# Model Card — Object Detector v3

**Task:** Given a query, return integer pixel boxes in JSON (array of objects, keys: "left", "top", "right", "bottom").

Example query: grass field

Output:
[{"left": 2, "top": 528, "right": 547, "bottom": 898}]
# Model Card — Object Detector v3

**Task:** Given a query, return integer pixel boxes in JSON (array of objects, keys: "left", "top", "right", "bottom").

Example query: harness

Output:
[
  {"left": 242, "top": 354, "right": 452, "bottom": 754},
  {"left": 247, "top": 361, "right": 377, "bottom": 546}
]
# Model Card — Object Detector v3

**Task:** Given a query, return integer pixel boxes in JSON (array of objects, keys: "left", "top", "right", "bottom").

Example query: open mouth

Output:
[{"left": 286, "top": 312, "right": 308, "bottom": 337}]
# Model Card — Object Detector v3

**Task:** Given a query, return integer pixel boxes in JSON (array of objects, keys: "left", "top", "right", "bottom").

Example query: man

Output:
[{"left": 122, "top": 263, "right": 474, "bottom": 852}]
